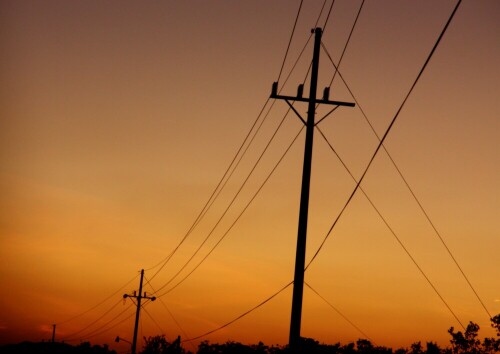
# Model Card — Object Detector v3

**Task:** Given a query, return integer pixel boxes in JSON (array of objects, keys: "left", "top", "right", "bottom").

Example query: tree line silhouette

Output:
[{"left": 1, "top": 314, "right": 498, "bottom": 354}]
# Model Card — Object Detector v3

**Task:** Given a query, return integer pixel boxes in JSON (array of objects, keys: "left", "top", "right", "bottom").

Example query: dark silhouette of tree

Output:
[
  {"left": 140, "top": 335, "right": 187, "bottom": 354},
  {"left": 447, "top": 317, "right": 500, "bottom": 354},
  {"left": 3, "top": 314, "right": 500, "bottom": 354},
  {"left": 0, "top": 341, "right": 117, "bottom": 354},
  {"left": 482, "top": 314, "right": 500, "bottom": 354},
  {"left": 491, "top": 314, "right": 500, "bottom": 337},
  {"left": 424, "top": 342, "right": 442, "bottom": 354}
]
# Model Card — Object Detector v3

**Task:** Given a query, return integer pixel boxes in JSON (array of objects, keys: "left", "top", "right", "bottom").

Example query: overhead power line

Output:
[
  {"left": 151, "top": 111, "right": 293, "bottom": 295},
  {"left": 316, "top": 124, "right": 465, "bottom": 330},
  {"left": 60, "top": 299, "right": 124, "bottom": 341},
  {"left": 146, "top": 97, "right": 273, "bottom": 279},
  {"left": 304, "top": 282, "right": 373, "bottom": 342},
  {"left": 314, "top": 0, "right": 329, "bottom": 29},
  {"left": 63, "top": 303, "right": 135, "bottom": 342},
  {"left": 156, "top": 125, "right": 305, "bottom": 298},
  {"left": 322, "top": 0, "right": 337, "bottom": 32},
  {"left": 306, "top": 0, "right": 465, "bottom": 328},
  {"left": 323, "top": 0, "right": 491, "bottom": 322},
  {"left": 143, "top": 275, "right": 197, "bottom": 352},
  {"left": 147, "top": 4, "right": 318, "bottom": 282},
  {"left": 159, "top": 0, "right": 470, "bottom": 345},
  {"left": 327, "top": 0, "right": 365, "bottom": 87},
  {"left": 151, "top": 37, "right": 318, "bottom": 297},
  {"left": 77, "top": 310, "right": 136, "bottom": 342},
  {"left": 56, "top": 274, "right": 139, "bottom": 326},
  {"left": 276, "top": 0, "right": 304, "bottom": 82},
  {"left": 182, "top": 281, "right": 293, "bottom": 343}
]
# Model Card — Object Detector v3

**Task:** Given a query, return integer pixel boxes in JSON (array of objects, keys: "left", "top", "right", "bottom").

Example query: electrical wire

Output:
[
  {"left": 141, "top": 305, "right": 165, "bottom": 336},
  {"left": 314, "top": 0, "right": 329, "bottom": 29},
  {"left": 147, "top": 3, "right": 318, "bottom": 280},
  {"left": 315, "top": 126, "right": 465, "bottom": 330},
  {"left": 143, "top": 275, "right": 197, "bottom": 352},
  {"left": 327, "top": 0, "right": 365, "bottom": 87},
  {"left": 321, "top": 1, "right": 491, "bottom": 321},
  {"left": 276, "top": 0, "right": 304, "bottom": 82},
  {"left": 151, "top": 35, "right": 316, "bottom": 299},
  {"left": 79, "top": 310, "right": 136, "bottom": 342},
  {"left": 322, "top": 0, "right": 337, "bottom": 33},
  {"left": 158, "top": 0, "right": 468, "bottom": 344},
  {"left": 146, "top": 97, "right": 273, "bottom": 278},
  {"left": 304, "top": 282, "right": 373, "bottom": 342},
  {"left": 306, "top": 0, "right": 465, "bottom": 328},
  {"left": 60, "top": 299, "right": 124, "bottom": 340},
  {"left": 56, "top": 274, "right": 139, "bottom": 326},
  {"left": 182, "top": 281, "right": 293, "bottom": 343},
  {"left": 64, "top": 303, "right": 135, "bottom": 342},
  {"left": 151, "top": 112, "right": 292, "bottom": 295},
  {"left": 310, "top": 0, "right": 462, "bottom": 268},
  {"left": 153, "top": 0, "right": 358, "bottom": 336},
  {"left": 156, "top": 125, "right": 305, "bottom": 298}
]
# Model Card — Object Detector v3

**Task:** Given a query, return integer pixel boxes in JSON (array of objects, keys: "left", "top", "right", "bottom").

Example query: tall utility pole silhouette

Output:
[
  {"left": 271, "top": 27, "right": 354, "bottom": 352},
  {"left": 123, "top": 269, "right": 156, "bottom": 354}
]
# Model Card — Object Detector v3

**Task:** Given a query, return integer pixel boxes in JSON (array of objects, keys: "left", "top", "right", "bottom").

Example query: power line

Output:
[
  {"left": 315, "top": 125, "right": 466, "bottom": 330},
  {"left": 182, "top": 281, "right": 293, "bottom": 343},
  {"left": 152, "top": 4, "right": 359, "bottom": 340},
  {"left": 305, "top": 0, "right": 465, "bottom": 328},
  {"left": 143, "top": 275, "right": 197, "bottom": 352},
  {"left": 327, "top": 0, "right": 365, "bottom": 87},
  {"left": 60, "top": 299, "right": 124, "bottom": 340},
  {"left": 64, "top": 303, "right": 135, "bottom": 342},
  {"left": 141, "top": 305, "right": 165, "bottom": 337},
  {"left": 146, "top": 98, "right": 273, "bottom": 279},
  {"left": 147, "top": 8, "right": 318, "bottom": 281},
  {"left": 151, "top": 29, "right": 320, "bottom": 298},
  {"left": 56, "top": 274, "right": 139, "bottom": 326},
  {"left": 304, "top": 282, "right": 373, "bottom": 342},
  {"left": 156, "top": 125, "right": 305, "bottom": 298},
  {"left": 79, "top": 310, "right": 136, "bottom": 342},
  {"left": 314, "top": 0, "right": 329, "bottom": 29},
  {"left": 165, "top": 0, "right": 469, "bottom": 345},
  {"left": 151, "top": 111, "right": 293, "bottom": 295},
  {"left": 325, "top": 60, "right": 492, "bottom": 322},
  {"left": 276, "top": 0, "right": 304, "bottom": 82},
  {"left": 322, "top": 0, "right": 337, "bottom": 33},
  {"left": 321, "top": 1, "right": 491, "bottom": 322},
  {"left": 151, "top": 44, "right": 314, "bottom": 297},
  {"left": 309, "top": 0, "right": 463, "bottom": 269}
]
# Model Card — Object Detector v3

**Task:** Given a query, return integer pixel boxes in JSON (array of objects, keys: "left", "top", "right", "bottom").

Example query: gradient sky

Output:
[{"left": 1, "top": 0, "right": 499, "bottom": 351}]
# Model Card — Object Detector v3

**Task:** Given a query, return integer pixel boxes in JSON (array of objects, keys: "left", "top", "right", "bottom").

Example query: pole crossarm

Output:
[{"left": 271, "top": 89, "right": 355, "bottom": 107}]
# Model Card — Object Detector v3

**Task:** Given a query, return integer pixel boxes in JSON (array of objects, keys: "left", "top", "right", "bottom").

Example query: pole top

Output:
[{"left": 311, "top": 27, "right": 322, "bottom": 34}]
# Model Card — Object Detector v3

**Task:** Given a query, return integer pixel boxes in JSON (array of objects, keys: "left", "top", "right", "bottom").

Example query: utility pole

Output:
[
  {"left": 123, "top": 269, "right": 156, "bottom": 354},
  {"left": 270, "top": 27, "right": 354, "bottom": 353},
  {"left": 52, "top": 324, "right": 56, "bottom": 343}
]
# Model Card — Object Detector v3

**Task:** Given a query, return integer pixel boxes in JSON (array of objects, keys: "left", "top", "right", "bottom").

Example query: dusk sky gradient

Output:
[{"left": 1, "top": 0, "right": 499, "bottom": 352}]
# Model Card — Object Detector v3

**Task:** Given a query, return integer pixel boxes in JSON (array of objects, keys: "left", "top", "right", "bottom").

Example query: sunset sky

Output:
[{"left": 1, "top": 0, "right": 499, "bottom": 352}]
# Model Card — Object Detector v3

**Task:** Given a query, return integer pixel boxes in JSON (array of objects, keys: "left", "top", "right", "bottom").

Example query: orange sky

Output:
[{"left": 1, "top": 0, "right": 499, "bottom": 352}]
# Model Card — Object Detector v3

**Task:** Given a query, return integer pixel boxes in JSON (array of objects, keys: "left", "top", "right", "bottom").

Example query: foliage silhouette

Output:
[
  {"left": 141, "top": 335, "right": 185, "bottom": 354},
  {"left": 0, "top": 341, "right": 116, "bottom": 354},
  {"left": 1, "top": 315, "right": 499, "bottom": 354}
]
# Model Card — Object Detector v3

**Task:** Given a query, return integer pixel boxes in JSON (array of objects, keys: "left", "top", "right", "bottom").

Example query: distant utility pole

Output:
[
  {"left": 270, "top": 27, "right": 354, "bottom": 353},
  {"left": 123, "top": 269, "right": 156, "bottom": 354},
  {"left": 52, "top": 324, "right": 56, "bottom": 343}
]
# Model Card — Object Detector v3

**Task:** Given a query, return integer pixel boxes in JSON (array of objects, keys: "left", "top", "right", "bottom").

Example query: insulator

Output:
[{"left": 297, "top": 84, "right": 304, "bottom": 98}]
